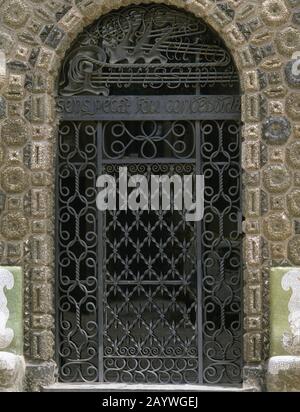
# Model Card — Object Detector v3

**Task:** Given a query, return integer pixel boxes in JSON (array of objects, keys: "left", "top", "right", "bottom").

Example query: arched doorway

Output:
[{"left": 56, "top": 4, "right": 242, "bottom": 386}]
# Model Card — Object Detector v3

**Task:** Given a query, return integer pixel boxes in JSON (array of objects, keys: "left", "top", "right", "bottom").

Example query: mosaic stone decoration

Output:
[{"left": 0, "top": 0, "right": 298, "bottom": 390}]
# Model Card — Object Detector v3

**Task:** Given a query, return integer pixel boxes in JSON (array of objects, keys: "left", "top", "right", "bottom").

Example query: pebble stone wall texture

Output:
[{"left": 0, "top": 0, "right": 299, "bottom": 391}]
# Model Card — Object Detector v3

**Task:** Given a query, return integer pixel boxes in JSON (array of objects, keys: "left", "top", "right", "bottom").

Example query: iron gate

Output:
[{"left": 56, "top": 4, "right": 243, "bottom": 385}]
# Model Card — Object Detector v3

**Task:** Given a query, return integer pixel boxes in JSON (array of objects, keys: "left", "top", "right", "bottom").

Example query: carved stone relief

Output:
[
  {"left": 282, "top": 269, "right": 300, "bottom": 355},
  {"left": 0, "top": 268, "right": 14, "bottom": 350}
]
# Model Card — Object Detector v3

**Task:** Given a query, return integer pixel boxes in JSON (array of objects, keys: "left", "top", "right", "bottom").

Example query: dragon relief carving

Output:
[{"left": 0, "top": 268, "right": 14, "bottom": 350}]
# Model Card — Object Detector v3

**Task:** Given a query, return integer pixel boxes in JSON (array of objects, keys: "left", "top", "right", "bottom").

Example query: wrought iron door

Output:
[{"left": 56, "top": 5, "right": 242, "bottom": 385}]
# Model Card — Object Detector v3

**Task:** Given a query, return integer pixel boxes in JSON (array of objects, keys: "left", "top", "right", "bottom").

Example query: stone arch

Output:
[{"left": 0, "top": 0, "right": 299, "bottom": 390}]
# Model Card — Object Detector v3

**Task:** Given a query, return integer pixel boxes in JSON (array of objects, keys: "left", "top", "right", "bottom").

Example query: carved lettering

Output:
[{"left": 57, "top": 95, "right": 240, "bottom": 121}]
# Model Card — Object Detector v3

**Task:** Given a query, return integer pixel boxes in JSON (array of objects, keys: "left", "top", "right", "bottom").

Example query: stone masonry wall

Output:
[{"left": 0, "top": 0, "right": 299, "bottom": 390}]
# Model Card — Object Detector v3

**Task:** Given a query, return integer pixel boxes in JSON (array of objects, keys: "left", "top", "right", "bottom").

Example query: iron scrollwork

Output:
[
  {"left": 57, "top": 121, "right": 99, "bottom": 382},
  {"left": 103, "top": 120, "right": 195, "bottom": 160},
  {"left": 201, "top": 120, "right": 242, "bottom": 384},
  {"left": 59, "top": 5, "right": 239, "bottom": 96}
]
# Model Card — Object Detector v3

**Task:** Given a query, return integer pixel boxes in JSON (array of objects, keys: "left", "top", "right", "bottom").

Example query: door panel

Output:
[{"left": 56, "top": 4, "right": 242, "bottom": 385}]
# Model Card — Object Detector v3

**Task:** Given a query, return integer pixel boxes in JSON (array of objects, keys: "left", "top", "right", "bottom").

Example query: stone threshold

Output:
[{"left": 43, "top": 383, "right": 254, "bottom": 392}]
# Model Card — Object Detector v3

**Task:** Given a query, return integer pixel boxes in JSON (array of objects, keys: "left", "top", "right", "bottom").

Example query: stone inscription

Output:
[{"left": 57, "top": 95, "right": 241, "bottom": 121}]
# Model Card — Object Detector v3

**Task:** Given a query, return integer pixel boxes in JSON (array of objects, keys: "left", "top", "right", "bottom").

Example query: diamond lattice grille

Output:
[{"left": 103, "top": 164, "right": 198, "bottom": 383}]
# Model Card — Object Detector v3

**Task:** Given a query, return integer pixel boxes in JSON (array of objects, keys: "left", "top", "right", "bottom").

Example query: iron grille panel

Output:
[
  {"left": 57, "top": 121, "right": 99, "bottom": 382},
  {"left": 56, "top": 3, "right": 242, "bottom": 386},
  {"left": 103, "top": 163, "right": 198, "bottom": 384},
  {"left": 200, "top": 120, "right": 242, "bottom": 385}
]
